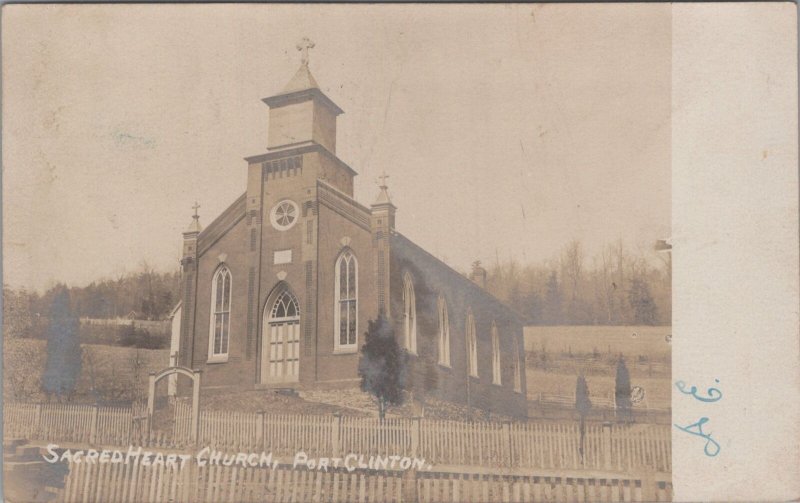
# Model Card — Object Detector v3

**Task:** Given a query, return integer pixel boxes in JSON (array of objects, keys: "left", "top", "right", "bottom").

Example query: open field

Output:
[
  {"left": 524, "top": 326, "right": 672, "bottom": 412},
  {"left": 525, "top": 326, "right": 671, "bottom": 360},
  {"left": 526, "top": 370, "right": 671, "bottom": 409},
  {"left": 3, "top": 338, "right": 168, "bottom": 404}
]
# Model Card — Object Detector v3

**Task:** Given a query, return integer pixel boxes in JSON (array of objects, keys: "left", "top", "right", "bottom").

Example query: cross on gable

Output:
[
  {"left": 296, "top": 37, "right": 315, "bottom": 66},
  {"left": 192, "top": 201, "right": 201, "bottom": 218}
]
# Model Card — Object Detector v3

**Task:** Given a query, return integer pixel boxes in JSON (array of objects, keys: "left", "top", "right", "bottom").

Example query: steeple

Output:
[
  {"left": 281, "top": 37, "right": 320, "bottom": 93},
  {"left": 181, "top": 202, "right": 202, "bottom": 269},
  {"left": 262, "top": 38, "right": 343, "bottom": 154},
  {"left": 373, "top": 171, "right": 395, "bottom": 207},
  {"left": 184, "top": 201, "right": 203, "bottom": 235},
  {"left": 371, "top": 170, "right": 396, "bottom": 231},
  {"left": 370, "top": 170, "right": 396, "bottom": 316}
]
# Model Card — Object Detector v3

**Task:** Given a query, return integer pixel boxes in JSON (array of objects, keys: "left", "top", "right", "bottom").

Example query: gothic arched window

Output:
[
  {"left": 437, "top": 295, "right": 451, "bottom": 367},
  {"left": 334, "top": 250, "right": 358, "bottom": 349},
  {"left": 491, "top": 322, "right": 502, "bottom": 385},
  {"left": 208, "top": 265, "right": 232, "bottom": 361},
  {"left": 271, "top": 290, "right": 300, "bottom": 319},
  {"left": 403, "top": 273, "right": 417, "bottom": 353},
  {"left": 466, "top": 309, "right": 478, "bottom": 377}
]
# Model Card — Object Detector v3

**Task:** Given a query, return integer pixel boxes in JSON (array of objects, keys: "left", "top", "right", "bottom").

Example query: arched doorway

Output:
[{"left": 261, "top": 289, "right": 301, "bottom": 384}]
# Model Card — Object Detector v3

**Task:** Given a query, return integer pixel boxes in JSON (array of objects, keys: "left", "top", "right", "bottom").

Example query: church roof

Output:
[
  {"left": 390, "top": 232, "right": 530, "bottom": 325},
  {"left": 281, "top": 63, "right": 320, "bottom": 94},
  {"left": 196, "top": 192, "right": 247, "bottom": 256}
]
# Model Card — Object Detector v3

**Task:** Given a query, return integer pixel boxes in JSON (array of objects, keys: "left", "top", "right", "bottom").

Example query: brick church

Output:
[{"left": 171, "top": 43, "right": 527, "bottom": 417}]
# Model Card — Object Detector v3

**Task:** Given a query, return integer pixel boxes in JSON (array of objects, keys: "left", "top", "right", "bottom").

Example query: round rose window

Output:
[{"left": 270, "top": 200, "right": 299, "bottom": 231}]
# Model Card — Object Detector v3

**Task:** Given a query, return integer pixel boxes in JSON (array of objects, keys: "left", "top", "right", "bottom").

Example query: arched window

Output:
[
  {"left": 466, "top": 309, "right": 478, "bottom": 377},
  {"left": 403, "top": 273, "right": 417, "bottom": 353},
  {"left": 208, "top": 265, "right": 232, "bottom": 361},
  {"left": 513, "top": 336, "right": 522, "bottom": 393},
  {"left": 271, "top": 290, "right": 300, "bottom": 319},
  {"left": 334, "top": 250, "right": 358, "bottom": 349},
  {"left": 437, "top": 295, "right": 451, "bottom": 366},
  {"left": 491, "top": 322, "right": 502, "bottom": 385}
]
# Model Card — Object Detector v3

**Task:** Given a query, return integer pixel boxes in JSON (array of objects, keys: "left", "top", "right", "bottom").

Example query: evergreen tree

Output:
[
  {"left": 42, "top": 286, "right": 82, "bottom": 400},
  {"left": 358, "top": 312, "right": 408, "bottom": 420},
  {"left": 614, "top": 357, "right": 632, "bottom": 423},
  {"left": 575, "top": 374, "right": 592, "bottom": 462},
  {"left": 628, "top": 278, "right": 658, "bottom": 325},
  {"left": 521, "top": 290, "right": 543, "bottom": 324},
  {"left": 3, "top": 287, "right": 33, "bottom": 339},
  {"left": 543, "top": 270, "right": 562, "bottom": 325}
]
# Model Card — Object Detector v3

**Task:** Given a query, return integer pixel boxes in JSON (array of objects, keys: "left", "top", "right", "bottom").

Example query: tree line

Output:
[
  {"left": 5, "top": 238, "right": 669, "bottom": 331},
  {"left": 6, "top": 263, "right": 181, "bottom": 330},
  {"left": 483, "top": 240, "right": 670, "bottom": 326}
]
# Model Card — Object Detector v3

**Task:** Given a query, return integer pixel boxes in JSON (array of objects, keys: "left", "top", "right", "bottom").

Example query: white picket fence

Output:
[
  {"left": 5, "top": 401, "right": 671, "bottom": 472},
  {"left": 59, "top": 459, "right": 673, "bottom": 503},
  {"left": 177, "top": 402, "right": 669, "bottom": 472}
]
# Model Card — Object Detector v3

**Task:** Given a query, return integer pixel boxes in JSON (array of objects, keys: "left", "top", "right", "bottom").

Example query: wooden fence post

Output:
[
  {"left": 331, "top": 413, "right": 341, "bottom": 457},
  {"left": 602, "top": 422, "right": 613, "bottom": 470},
  {"left": 147, "top": 372, "right": 156, "bottom": 443},
  {"left": 641, "top": 472, "right": 657, "bottom": 502},
  {"left": 502, "top": 422, "right": 512, "bottom": 466},
  {"left": 191, "top": 370, "right": 202, "bottom": 447},
  {"left": 411, "top": 417, "right": 421, "bottom": 458},
  {"left": 402, "top": 467, "right": 419, "bottom": 503},
  {"left": 34, "top": 403, "right": 43, "bottom": 438},
  {"left": 255, "top": 411, "right": 265, "bottom": 449},
  {"left": 89, "top": 404, "right": 100, "bottom": 444}
]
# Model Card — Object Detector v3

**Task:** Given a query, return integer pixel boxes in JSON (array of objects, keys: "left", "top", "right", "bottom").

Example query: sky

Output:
[{"left": 2, "top": 4, "right": 671, "bottom": 292}]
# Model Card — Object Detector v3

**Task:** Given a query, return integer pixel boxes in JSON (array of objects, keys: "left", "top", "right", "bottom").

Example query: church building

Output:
[{"left": 171, "top": 43, "right": 527, "bottom": 418}]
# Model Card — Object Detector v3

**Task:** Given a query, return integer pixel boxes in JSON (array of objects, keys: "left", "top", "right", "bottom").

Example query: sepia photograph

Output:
[{"left": 11, "top": 3, "right": 790, "bottom": 501}]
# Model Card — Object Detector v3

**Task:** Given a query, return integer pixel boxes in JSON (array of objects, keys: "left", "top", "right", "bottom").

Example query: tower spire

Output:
[
  {"left": 279, "top": 38, "right": 322, "bottom": 95},
  {"left": 373, "top": 170, "right": 394, "bottom": 207},
  {"left": 185, "top": 201, "right": 203, "bottom": 234}
]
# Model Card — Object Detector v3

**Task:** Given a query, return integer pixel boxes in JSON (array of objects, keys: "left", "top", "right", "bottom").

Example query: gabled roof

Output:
[
  {"left": 391, "top": 232, "right": 529, "bottom": 325},
  {"left": 196, "top": 193, "right": 247, "bottom": 256}
]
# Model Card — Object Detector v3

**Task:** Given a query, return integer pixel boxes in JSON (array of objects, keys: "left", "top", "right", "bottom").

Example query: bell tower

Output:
[{"left": 262, "top": 37, "right": 343, "bottom": 154}]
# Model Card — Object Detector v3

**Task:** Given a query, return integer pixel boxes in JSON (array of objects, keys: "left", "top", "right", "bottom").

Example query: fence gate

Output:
[{"left": 147, "top": 366, "right": 201, "bottom": 445}]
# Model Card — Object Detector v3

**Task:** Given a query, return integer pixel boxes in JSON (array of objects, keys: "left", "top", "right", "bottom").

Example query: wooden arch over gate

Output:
[{"left": 147, "top": 366, "right": 202, "bottom": 444}]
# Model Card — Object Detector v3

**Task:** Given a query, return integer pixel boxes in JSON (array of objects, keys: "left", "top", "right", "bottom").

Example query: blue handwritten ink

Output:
[
  {"left": 675, "top": 379, "right": 723, "bottom": 403},
  {"left": 674, "top": 417, "right": 721, "bottom": 457}
]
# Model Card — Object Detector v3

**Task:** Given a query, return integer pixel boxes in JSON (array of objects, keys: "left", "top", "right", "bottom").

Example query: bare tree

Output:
[{"left": 560, "top": 240, "right": 585, "bottom": 324}]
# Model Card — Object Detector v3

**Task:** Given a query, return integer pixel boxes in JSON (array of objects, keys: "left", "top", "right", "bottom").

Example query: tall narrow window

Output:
[
  {"left": 513, "top": 336, "right": 522, "bottom": 393},
  {"left": 403, "top": 273, "right": 417, "bottom": 353},
  {"left": 437, "top": 295, "right": 451, "bottom": 366},
  {"left": 466, "top": 310, "right": 478, "bottom": 377},
  {"left": 209, "top": 265, "right": 232, "bottom": 361},
  {"left": 334, "top": 250, "right": 358, "bottom": 349},
  {"left": 491, "top": 322, "right": 502, "bottom": 385}
]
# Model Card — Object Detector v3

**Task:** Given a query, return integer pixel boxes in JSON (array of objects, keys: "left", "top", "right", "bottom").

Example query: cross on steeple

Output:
[
  {"left": 377, "top": 170, "right": 390, "bottom": 188},
  {"left": 192, "top": 201, "right": 201, "bottom": 219},
  {"left": 296, "top": 37, "right": 315, "bottom": 67}
]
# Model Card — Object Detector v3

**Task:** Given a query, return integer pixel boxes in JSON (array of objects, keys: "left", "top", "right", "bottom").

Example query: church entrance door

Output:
[{"left": 262, "top": 289, "right": 300, "bottom": 384}]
